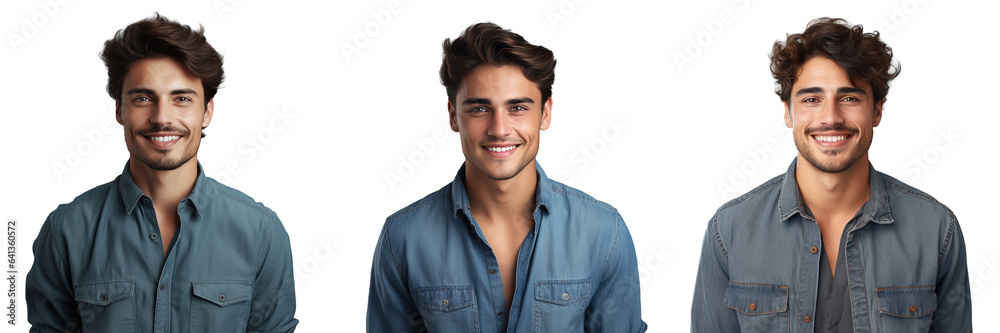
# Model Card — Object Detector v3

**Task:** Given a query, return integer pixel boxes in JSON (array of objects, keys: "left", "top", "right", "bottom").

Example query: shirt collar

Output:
[
  {"left": 117, "top": 160, "right": 209, "bottom": 217},
  {"left": 451, "top": 162, "right": 551, "bottom": 219},
  {"left": 777, "top": 158, "right": 893, "bottom": 225}
]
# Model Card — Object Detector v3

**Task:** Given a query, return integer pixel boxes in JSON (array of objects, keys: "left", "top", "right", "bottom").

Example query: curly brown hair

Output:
[
  {"left": 440, "top": 22, "right": 556, "bottom": 105},
  {"left": 770, "top": 17, "right": 899, "bottom": 106}
]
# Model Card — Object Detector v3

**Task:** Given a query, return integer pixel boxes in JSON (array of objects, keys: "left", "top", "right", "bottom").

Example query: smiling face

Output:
[
  {"left": 785, "top": 56, "right": 882, "bottom": 174},
  {"left": 117, "top": 57, "right": 213, "bottom": 171},
  {"left": 449, "top": 64, "right": 551, "bottom": 181}
]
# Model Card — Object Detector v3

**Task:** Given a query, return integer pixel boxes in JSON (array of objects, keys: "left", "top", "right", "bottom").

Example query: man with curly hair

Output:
[{"left": 692, "top": 17, "right": 971, "bottom": 332}]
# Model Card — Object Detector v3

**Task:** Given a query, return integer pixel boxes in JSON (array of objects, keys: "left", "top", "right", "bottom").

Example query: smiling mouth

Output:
[
  {"left": 485, "top": 145, "right": 519, "bottom": 152},
  {"left": 147, "top": 135, "right": 180, "bottom": 142},
  {"left": 813, "top": 135, "right": 848, "bottom": 142}
]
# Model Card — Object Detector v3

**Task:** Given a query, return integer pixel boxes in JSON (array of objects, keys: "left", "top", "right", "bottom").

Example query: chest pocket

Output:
[
  {"left": 416, "top": 286, "right": 480, "bottom": 332},
  {"left": 723, "top": 282, "right": 788, "bottom": 333},
  {"left": 533, "top": 279, "right": 591, "bottom": 332},
  {"left": 74, "top": 278, "right": 136, "bottom": 332},
  {"left": 876, "top": 286, "right": 936, "bottom": 332},
  {"left": 189, "top": 281, "right": 252, "bottom": 333}
]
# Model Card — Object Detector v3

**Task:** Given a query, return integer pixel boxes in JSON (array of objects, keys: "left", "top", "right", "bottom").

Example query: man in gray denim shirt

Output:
[
  {"left": 26, "top": 14, "right": 297, "bottom": 332},
  {"left": 692, "top": 17, "right": 971, "bottom": 332}
]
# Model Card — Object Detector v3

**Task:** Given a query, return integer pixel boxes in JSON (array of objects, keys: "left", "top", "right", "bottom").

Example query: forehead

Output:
[
  {"left": 793, "top": 56, "right": 871, "bottom": 92},
  {"left": 122, "top": 57, "right": 203, "bottom": 94},
  {"left": 457, "top": 64, "right": 540, "bottom": 99}
]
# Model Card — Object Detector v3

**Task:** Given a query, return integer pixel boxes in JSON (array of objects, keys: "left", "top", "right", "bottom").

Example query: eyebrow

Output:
[
  {"left": 126, "top": 88, "right": 198, "bottom": 96},
  {"left": 460, "top": 97, "right": 536, "bottom": 105},
  {"left": 794, "top": 87, "right": 868, "bottom": 96}
]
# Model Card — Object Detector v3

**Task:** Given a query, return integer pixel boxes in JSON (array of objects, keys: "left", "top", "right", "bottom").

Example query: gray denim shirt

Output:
[
  {"left": 26, "top": 162, "right": 298, "bottom": 332},
  {"left": 692, "top": 159, "right": 971, "bottom": 332}
]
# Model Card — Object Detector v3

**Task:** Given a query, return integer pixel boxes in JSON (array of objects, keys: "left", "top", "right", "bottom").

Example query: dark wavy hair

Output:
[
  {"left": 440, "top": 22, "right": 556, "bottom": 104},
  {"left": 770, "top": 17, "right": 899, "bottom": 106},
  {"left": 101, "top": 13, "right": 224, "bottom": 107}
]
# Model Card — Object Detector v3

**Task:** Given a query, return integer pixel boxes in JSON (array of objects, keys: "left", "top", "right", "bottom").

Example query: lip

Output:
[
  {"left": 810, "top": 132, "right": 853, "bottom": 148},
  {"left": 143, "top": 133, "right": 182, "bottom": 149},
  {"left": 482, "top": 144, "right": 520, "bottom": 159}
]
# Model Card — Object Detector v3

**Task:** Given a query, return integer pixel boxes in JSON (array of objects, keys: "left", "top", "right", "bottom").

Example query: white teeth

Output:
[
  {"left": 815, "top": 135, "right": 846, "bottom": 142},
  {"left": 150, "top": 135, "right": 180, "bottom": 142},
  {"left": 486, "top": 146, "right": 516, "bottom": 152}
]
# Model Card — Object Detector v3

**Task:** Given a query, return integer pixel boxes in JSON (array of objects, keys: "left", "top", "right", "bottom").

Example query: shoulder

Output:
[
  {"left": 545, "top": 178, "right": 619, "bottom": 215},
  {"left": 712, "top": 173, "right": 785, "bottom": 225},
  {"left": 201, "top": 176, "right": 279, "bottom": 219},
  {"left": 876, "top": 171, "right": 957, "bottom": 223},
  {"left": 43, "top": 179, "right": 116, "bottom": 232},
  {"left": 541, "top": 179, "right": 626, "bottom": 238},
  {"left": 382, "top": 183, "right": 453, "bottom": 237}
]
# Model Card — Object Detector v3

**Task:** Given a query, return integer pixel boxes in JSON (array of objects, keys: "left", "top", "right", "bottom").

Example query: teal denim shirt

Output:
[
  {"left": 368, "top": 163, "right": 646, "bottom": 332},
  {"left": 26, "top": 162, "right": 298, "bottom": 332},
  {"left": 692, "top": 159, "right": 971, "bottom": 332}
]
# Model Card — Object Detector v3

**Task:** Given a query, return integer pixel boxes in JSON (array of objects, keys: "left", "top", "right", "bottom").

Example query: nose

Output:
[
  {"left": 150, "top": 99, "right": 174, "bottom": 126},
  {"left": 487, "top": 111, "right": 511, "bottom": 138},
  {"left": 817, "top": 98, "right": 845, "bottom": 126}
]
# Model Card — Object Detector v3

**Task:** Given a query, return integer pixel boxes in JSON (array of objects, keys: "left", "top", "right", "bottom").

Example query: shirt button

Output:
[
  {"left": 497, "top": 312, "right": 503, "bottom": 317},
  {"left": 150, "top": 233, "right": 158, "bottom": 240},
  {"left": 159, "top": 284, "right": 166, "bottom": 291},
  {"left": 810, "top": 246, "right": 818, "bottom": 254},
  {"left": 99, "top": 293, "right": 108, "bottom": 301},
  {"left": 909, "top": 305, "right": 917, "bottom": 314},
  {"left": 748, "top": 302, "right": 757, "bottom": 311},
  {"left": 489, "top": 269, "right": 496, "bottom": 275},
  {"left": 441, "top": 298, "right": 449, "bottom": 307},
  {"left": 143, "top": 198, "right": 151, "bottom": 205},
  {"left": 803, "top": 315, "right": 811, "bottom": 323},
  {"left": 562, "top": 292, "right": 570, "bottom": 300},
  {"left": 219, "top": 294, "right": 226, "bottom": 302}
]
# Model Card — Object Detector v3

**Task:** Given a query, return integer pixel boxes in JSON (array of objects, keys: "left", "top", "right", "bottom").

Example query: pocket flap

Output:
[
  {"left": 723, "top": 282, "right": 788, "bottom": 315},
  {"left": 876, "top": 286, "right": 936, "bottom": 317},
  {"left": 534, "top": 279, "right": 591, "bottom": 305},
  {"left": 416, "top": 286, "right": 475, "bottom": 312},
  {"left": 192, "top": 281, "right": 252, "bottom": 307},
  {"left": 74, "top": 279, "right": 134, "bottom": 306}
]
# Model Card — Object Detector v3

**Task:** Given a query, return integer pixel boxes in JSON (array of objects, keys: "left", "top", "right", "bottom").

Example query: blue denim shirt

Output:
[
  {"left": 692, "top": 159, "right": 971, "bottom": 332},
  {"left": 367, "top": 163, "right": 646, "bottom": 332},
  {"left": 26, "top": 162, "right": 298, "bottom": 332}
]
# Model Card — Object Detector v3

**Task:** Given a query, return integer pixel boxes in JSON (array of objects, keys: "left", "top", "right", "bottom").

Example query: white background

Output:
[{"left": 1, "top": 0, "right": 997, "bottom": 331}]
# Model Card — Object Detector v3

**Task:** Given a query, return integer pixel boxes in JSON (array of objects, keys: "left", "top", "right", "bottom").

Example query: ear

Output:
[
  {"left": 115, "top": 101, "right": 124, "bottom": 125},
  {"left": 202, "top": 98, "right": 214, "bottom": 128},
  {"left": 448, "top": 100, "right": 459, "bottom": 132},
  {"left": 873, "top": 98, "right": 884, "bottom": 127},
  {"left": 783, "top": 101, "right": 793, "bottom": 128},
  {"left": 539, "top": 97, "right": 552, "bottom": 131}
]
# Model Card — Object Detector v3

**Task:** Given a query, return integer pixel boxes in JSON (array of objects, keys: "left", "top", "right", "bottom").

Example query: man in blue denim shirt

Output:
[
  {"left": 26, "top": 14, "right": 297, "bottom": 332},
  {"left": 692, "top": 18, "right": 971, "bottom": 332},
  {"left": 367, "top": 23, "right": 645, "bottom": 332}
]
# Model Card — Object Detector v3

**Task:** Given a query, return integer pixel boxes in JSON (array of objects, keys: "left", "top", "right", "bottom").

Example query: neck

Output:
[
  {"left": 464, "top": 160, "right": 538, "bottom": 224},
  {"left": 794, "top": 154, "right": 871, "bottom": 217},
  {"left": 128, "top": 156, "right": 199, "bottom": 207}
]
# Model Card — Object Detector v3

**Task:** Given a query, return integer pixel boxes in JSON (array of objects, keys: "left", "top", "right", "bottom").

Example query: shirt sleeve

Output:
[
  {"left": 690, "top": 213, "right": 740, "bottom": 332},
  {"left": 366, "top": 220, "right": 423, "bottom": 332},
  {"left": 583, "top": 213, "right": 647, "bottom": 332},
  {"left": 931, "top": 213, "right": 972, "bottom": 331},
  {"left": 247, "top": 214, "right": 298, "bottom": 333},
  {"left": 26, "top": 215, "right": 80, "bottom": 332}
]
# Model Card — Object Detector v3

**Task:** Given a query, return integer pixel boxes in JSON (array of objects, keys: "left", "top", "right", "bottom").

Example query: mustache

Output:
[
  {"left": 479, "top": 140, "right": 524, "bottom": 146},
  {"left": 804, "top": 124, "right": 859, "bottom": 135},
  {"left": 136, "top": 125, "right": 189, "bottom": 136}
]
